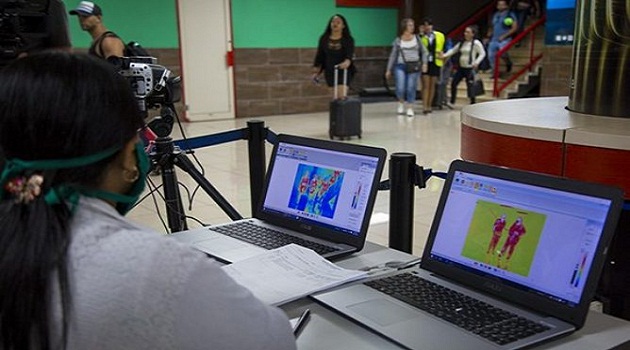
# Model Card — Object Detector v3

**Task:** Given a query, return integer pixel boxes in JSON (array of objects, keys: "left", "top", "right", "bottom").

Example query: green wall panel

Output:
[
  {"left": 64, "top": 0, "right": 180, "bottom": 48},
  {"left": 63, "top": 0, "right": 397, "bottom": 49},
  {"left": 231, "top": 0, "right": 398, "bottom": 48}
]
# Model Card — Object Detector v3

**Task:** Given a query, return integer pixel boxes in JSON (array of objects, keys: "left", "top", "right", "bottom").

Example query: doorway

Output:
[{"left": 177, "top": 0, "right": 235, "bottom": 121}]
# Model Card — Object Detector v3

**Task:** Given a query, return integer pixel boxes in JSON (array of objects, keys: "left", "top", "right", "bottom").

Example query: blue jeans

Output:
[
  {"left": 488, "top": 38, "right": 510, "bottom": 71},
  {"left": 394, "top": 64, "right": 420, "bottom": 104}
]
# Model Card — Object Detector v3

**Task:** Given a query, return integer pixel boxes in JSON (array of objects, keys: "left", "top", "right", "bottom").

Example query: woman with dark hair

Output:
[
  {"left": 312, "top": 14, "right": 356, "bottom": 99},
  {"left": 0, "top": 53, "right": 296, "bottom": 350},
  {"left": 440, "top": 25, "right": 486, "bottom": 104},
  {"left": 385, "top": 18, "right": 428, "bottom": 117}
]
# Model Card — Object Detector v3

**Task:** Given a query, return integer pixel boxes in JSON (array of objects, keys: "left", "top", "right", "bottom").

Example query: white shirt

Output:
[
  {"left": 443, "top": 39, "right": 486, "bottom": 68},
  {"left": 61, "top": 196, "right": 296, "bottom": 350}
]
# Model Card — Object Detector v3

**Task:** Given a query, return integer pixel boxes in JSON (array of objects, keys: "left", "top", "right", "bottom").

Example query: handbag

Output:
[
  {"left": 399, "top": 41, "right": 420, "bottom": 74},
  {"left": 467, "top": 71, "right": 485, "bottom": 98},
  {"left": 404, "top": 61, "right": 420, "bottom": 73}
]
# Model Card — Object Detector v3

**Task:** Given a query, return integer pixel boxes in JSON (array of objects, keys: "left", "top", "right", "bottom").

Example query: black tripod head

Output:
[{"left": 148, "top": 105, "right": 176, "bottom": 139}]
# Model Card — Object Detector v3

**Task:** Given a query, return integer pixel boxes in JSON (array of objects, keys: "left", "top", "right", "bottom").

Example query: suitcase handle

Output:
[{"left": 333, "top": 65, "right": 348, "bottom": 99}]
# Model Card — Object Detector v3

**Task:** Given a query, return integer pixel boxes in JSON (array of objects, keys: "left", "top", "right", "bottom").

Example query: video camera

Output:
[
  {"left": 110, "top": 56, "right": 182, "bottom": 138},
  {"left": 0, "top": 0, "right": 48, "bottom": 67},
  {"left": 111, "top": 56, "right": 181, "bottom": 113}
]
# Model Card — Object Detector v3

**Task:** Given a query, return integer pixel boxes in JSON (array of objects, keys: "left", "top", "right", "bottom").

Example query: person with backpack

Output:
[
  {"left": 385, "top": 18, "right": 428, "bottom": 117},
  {"left": 68, "top": 1, "right": 125, "bottom": 60},
  {"left": 440, "top": 25, "right": 486, "bottom": 105}
]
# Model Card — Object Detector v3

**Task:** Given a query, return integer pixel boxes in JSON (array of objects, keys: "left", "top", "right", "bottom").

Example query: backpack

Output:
[
  {"left": 124, "top": 41, "right": 151, "bottom": 57},
  {"left": 96, "top": 31, "right": 151, "bottom": 58},
  {"left": 475, "top": 40, "right": 491, "bottom": 71}
]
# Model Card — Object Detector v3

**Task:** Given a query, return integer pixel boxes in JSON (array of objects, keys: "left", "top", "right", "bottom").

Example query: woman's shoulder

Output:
[
  {"left": 70, "top": 197, "right": 209, "bottom": 271},
  {"left": 70, "top": 198, "right": 220, "bottom": 302},
  {"left": 472, "top": 39, "right": 484, "bottom": 47}
]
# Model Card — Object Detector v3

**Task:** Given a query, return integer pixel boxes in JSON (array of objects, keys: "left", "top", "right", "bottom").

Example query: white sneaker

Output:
[
  {"left": 397, "top": 103, "right": 404, "bottom": 114},
  {"left": 406, "top": 108, "right": 414, "bottom": 117}
]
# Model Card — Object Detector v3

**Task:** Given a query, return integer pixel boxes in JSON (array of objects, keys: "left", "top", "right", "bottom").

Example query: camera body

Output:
[
  {"left": 113, "top": 56, "right": 181, "bottom": 113},
  {"left": 112, "top": 56, "right": 182, "bottom": 138}
]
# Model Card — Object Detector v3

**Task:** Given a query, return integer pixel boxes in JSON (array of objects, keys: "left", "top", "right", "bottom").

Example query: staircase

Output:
[{"left": 451, "top": 24, "right": 545, "bottom": 106}]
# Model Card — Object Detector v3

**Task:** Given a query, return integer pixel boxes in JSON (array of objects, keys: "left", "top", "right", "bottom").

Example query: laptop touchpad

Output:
[{"left": 348, "top": 299, "right": 419, "bottom": 326}]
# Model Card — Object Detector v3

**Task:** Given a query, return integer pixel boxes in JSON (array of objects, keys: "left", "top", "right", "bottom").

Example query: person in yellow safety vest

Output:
[{"left": 419, "top": 18, "right": 445, "bottom": 114}]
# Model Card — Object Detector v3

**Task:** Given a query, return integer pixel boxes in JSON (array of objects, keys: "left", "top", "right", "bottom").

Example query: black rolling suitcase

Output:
[{"left": 329, "top": 67, "right": 361, "bottom": 140}]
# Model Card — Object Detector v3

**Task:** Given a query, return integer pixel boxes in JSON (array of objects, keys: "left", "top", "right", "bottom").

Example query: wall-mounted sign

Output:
[{"left": 545, "top": 0, "right": 576, "bottom": 46}]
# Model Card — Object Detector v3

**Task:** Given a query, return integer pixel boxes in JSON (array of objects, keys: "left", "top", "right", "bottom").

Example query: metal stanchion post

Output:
[
  {"left": 247, "top": 120, "right": 266, "bottom": 215},
  {"left": 388, "top": 152, "right": 416, "bottom": 253}
]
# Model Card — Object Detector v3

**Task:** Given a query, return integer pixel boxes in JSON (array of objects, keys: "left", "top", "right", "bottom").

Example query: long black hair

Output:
[
  {"left": 319, "top": 13, "right": 353, "bottom": 41},
  {"left": 0, "top": 53, "right": 144, "bottom": 349}
]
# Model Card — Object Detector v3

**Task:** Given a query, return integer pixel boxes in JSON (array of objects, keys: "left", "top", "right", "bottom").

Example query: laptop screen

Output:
[
  {"left": 261, "top": 140, "right": 381, "bottom": 238},
  {"left": 429, "top": 169, "right": 613, "bottom": 307}
]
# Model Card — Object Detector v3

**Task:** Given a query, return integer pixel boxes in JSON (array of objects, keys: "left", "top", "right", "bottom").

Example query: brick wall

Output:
[
  {"left": 145, "top": 47, "right": 392, "bottom": 118},
  {"left": 540, "top": 46, "right": 573, "bottom": 97},
  {"left": 94, "top": 45, "right": 577, "bottom": 118},
  {"left": 234, "top": 46, "right": 391, "bottom": 118}
]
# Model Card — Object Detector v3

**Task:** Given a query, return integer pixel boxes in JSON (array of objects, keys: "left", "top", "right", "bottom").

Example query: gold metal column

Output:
[{"left": 568, "top": 0, "right": 630, "bottom": 118}]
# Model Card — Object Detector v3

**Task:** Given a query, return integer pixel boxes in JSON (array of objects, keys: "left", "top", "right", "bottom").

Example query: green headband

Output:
[{"left": 0, "top": 147, "right": 120, "bottom": 207}]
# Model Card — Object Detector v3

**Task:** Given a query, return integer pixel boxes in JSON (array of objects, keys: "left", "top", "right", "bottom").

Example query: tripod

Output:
[{"left": 147, "top": 107, "right": 243, "bottom": 233}]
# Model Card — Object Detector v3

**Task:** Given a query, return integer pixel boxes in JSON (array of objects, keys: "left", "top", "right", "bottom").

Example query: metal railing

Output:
[
  {"left": 446, "top": 1, "right": 496, "bottom": 40},
  {"left": 492, "top": 15, "right": 546, "bottom": 97}
]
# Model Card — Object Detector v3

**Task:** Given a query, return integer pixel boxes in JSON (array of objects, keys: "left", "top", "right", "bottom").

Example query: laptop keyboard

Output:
[
  {"left": 212, "top": 222, "right": 340, "bottom": 255},
  {"left": 365, "top": 273, "right": 551, "bottom": 345}
]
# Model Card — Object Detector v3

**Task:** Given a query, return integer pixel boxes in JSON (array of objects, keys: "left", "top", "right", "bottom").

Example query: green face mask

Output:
[
  {"left": 86, "top": 142, "right": 150, "bottom": 215},
  {"left": 0, "top": 141, "right": 150, "bottom": 216}
]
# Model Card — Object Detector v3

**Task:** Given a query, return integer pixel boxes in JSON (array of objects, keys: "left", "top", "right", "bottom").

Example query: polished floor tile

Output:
[{"left": 129, "top": 101, "right": 463, "bottom": 256}]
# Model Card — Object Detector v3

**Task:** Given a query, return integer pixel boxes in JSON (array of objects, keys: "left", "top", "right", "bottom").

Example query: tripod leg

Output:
[
  {"left": 173, "top": 153, "right": 244, "bottom": 221},
  {"left": 160, "top": 162, "right": 189, "bottom": 232}
]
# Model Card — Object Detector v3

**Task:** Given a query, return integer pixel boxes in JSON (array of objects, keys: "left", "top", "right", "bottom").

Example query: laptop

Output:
[
  {"left": 171, "top": 134, "right": 387, "bottom": 263},
  {"left": 313, "top": 159, "right": 624, "bottom": 350}
]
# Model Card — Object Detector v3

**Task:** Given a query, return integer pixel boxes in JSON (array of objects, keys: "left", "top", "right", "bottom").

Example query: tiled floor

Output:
[{"left": 128, "top": 101, "right": 463, "bottom": 256}]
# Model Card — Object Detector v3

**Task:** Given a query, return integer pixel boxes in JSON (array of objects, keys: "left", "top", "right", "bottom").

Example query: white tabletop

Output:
[{"left": 282, "top": 241, "right": 630, "bottom": 350}]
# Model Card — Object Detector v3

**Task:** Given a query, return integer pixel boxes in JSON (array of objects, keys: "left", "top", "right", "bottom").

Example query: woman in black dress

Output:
[{"left": 312, "top": 14, "right": 356, "bottom": 99}]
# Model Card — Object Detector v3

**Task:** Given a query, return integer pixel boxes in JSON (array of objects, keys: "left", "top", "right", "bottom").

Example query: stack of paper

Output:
[{"left": 222, "top": 244, "right": 367, "bottom": 306}]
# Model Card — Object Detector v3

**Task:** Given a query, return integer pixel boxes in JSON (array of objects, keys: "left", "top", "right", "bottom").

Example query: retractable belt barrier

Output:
[{"left": 172, "top": 129, "right": 446, "bottom": 254}]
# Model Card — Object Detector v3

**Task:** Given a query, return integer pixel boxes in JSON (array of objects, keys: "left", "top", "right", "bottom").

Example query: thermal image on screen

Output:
[
  {"left": 288, "top": 164, "right": 345, "bottom": 219},
  {"left": 461, "top": 200, "right": 546, "bottom": 277}
]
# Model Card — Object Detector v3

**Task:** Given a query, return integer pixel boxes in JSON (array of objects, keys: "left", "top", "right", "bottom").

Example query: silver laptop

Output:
[
  {"left": 171, "top": 134, "right": 387, "bottom": 263},
  {"left": 313, "top": 160, "right": 624, "bottom": 350}
]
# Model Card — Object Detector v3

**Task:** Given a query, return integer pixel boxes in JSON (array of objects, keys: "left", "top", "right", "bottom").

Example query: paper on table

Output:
[{"left": 222, "top": 244, "right": 368, "bottom": 306}]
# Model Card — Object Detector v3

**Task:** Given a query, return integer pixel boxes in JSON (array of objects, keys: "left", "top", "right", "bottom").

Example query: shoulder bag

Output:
[{"left": 399, "top": 39, "right": 420, "bottom": 74}]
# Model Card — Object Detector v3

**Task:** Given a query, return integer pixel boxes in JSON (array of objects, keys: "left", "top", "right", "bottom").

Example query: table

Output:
[
  {"left": 460, "top": 96, "right": 630, "bottom": 198},
  {"left": 282, "top": 242, "right": 630, "bottom": 350}
]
